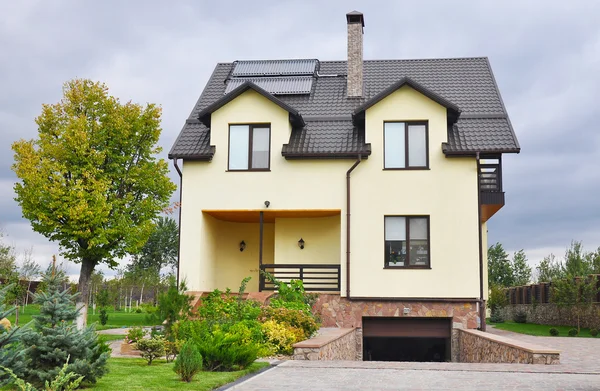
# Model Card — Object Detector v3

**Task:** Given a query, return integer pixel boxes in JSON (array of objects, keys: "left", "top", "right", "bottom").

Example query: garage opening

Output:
[{"left": 362, "top": 317, "right": 452, "bottom": 362}]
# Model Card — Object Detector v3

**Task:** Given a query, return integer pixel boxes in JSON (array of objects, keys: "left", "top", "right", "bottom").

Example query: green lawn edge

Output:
[
  {"left": 488, "top": 320, "right": 598, "bottom": 338},
  {"left": 89, "top": 358, "right": 269, "bottom": 391}
]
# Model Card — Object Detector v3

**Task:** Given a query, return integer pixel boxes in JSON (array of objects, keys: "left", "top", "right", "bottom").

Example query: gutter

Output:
[
  {"left": 173, "top": 159, "right": 183, "bottom": 288},
  {"left": 345, "top": 155, "right": 362, "bottom": 298},
  {"left": 476, "top": 152, "right": 486, "bottom": 331}
]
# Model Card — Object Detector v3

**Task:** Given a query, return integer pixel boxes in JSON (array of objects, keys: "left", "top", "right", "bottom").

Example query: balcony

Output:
[
  {"left": 259, "top": 264, "right": 341, "bottom": 292},
  {"left": 480, "top": 157, "right": 505, "bottom": 222}
]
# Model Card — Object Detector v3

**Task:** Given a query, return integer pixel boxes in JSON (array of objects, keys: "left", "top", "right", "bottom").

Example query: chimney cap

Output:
[{"left": 346, "top": 11, "right": 365, "bottom": 27}]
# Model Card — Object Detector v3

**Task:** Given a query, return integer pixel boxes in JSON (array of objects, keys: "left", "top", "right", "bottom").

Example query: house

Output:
[{"left": 169, "top": 11, "right": 520, "bottom": 361}]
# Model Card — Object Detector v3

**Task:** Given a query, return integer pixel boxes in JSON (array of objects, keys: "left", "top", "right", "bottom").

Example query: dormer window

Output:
[
  {"left": 228, "top": 124, "right": 271, "bottom": 171},
  {"left": 384, "top": 121, "right": 428, "bottom": 169}
]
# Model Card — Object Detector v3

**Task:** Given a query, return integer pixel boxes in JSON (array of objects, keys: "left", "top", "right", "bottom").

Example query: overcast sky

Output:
[{"left": 1, "top": 1, "right": 599, "bottom": 280}]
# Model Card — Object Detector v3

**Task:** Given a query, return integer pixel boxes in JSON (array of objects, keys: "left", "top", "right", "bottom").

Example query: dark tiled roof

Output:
[{"left": 169, "top": 57, "right": 520, "bottom": 160}]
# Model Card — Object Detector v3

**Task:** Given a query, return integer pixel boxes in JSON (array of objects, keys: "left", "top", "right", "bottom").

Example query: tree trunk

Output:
[
  {"left": 139, "top": 283, "right": 145, "bottom": 307},
  {"left": 129, "top": 287, "right": 134, "bottom": 312},
  {"left": 76, "top": 259, "right": 96, "bottom": 330}
]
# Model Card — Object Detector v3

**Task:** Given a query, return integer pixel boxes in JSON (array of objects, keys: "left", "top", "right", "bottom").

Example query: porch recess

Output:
[{"left": 203, "top": 209, "right": 342, "bottom": 292}]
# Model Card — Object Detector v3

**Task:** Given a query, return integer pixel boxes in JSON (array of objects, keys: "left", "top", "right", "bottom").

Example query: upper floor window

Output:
[
  {"left": 384, "top": 122, "right": 428, "bottom": 169},
  {"left": 384, "top": 216, "right": 430, "bottom": 268},
  {"left": 228, "top": 124, "right": 270, "bottom": 171}
]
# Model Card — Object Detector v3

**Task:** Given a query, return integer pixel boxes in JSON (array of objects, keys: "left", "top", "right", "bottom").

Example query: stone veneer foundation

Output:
[
  {"left": 313, "top": 294, "right": 480, "bottom": 329},
  {"left": 312, "top": 294, "right": 481, "bottom": 362},
  {"left": 459, "top": 329, "right": 560, "bottom": 364},
  {"left": 293, "top": 328, "right": 359, "bottom": 360}
]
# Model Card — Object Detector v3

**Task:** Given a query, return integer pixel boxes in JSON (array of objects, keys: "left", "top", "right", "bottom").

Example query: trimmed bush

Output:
[
  {"left": 173, "top": 341, "right": 203, "bottom": 382},
  {"left": 549, "top": 327, "right": 559, "bottom": 336},
  {"left": 262, "top": 320, "right": 298, "bottom": 355},
  {"left": 513, "top": 310, "right": 527, "bottom": 324},
  {"left": 260, "top": 306, "right": 319, "bottom": 340},
  {"left": 196, "top": 328, "right": 261, "bottom": 371},
  {"left": 568, "top": 328, "right": 578, "bottom": 337},
  {"left": 590, "top": 328, "right": 598, "bottom": 337},
  {"left": 136, "top": 336, "right": 166, "bottom": 365}
]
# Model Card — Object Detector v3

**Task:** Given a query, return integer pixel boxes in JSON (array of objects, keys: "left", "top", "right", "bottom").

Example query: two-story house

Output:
[{"left": 169, "top": 11, "right": 519, "bottom": 362}]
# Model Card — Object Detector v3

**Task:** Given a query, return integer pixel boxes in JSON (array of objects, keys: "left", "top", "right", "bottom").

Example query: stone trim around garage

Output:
[
  {"left": 293, "top": 327, "right": 359, "bottom": 360},
  {"left": 458, "top": 329, "right": 560, "bottom": 365}
]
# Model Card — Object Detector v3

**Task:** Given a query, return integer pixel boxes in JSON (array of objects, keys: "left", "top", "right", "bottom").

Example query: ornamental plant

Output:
[
  {"left": 261, "top": 320, "right": 298, "bottom": 355},
  {"left": 590, "top": 328, "right": 598, "bottom": 337},
  {"left": 173, "top": 341, "right": 203, "bottom": 382},
  {"left": 549, "top": 327, "right": 559, "bottom": 336},
  {"left": 20, "top": 271, "right": 109, "bottom": 387},
  {"left": 136, "top": 336, "right": 166, "bottom": 365},
  {"left": 0, "top": 284, "right": 28, "bottom": 384},
  {"left": 126, "top": 326, "right": 146, "bottom": 344}
]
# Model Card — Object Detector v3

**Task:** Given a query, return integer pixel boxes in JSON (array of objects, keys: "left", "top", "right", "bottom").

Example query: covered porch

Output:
[{"left": 202, "top": 209, "right": 342, "bottom": 293}]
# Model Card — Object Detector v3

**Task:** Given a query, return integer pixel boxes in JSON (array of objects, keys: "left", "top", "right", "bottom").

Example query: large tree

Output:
[
  {"left": 12, "top": 79, "right": 176, "bottom": 328},
  {"left": 511, "top": 249, "right": 532, "bottom": 286},
  {"left": 129, "top": 216, "right": 178, "bottom": 273},
  {"left": 487, "top": 242, "right": 514, "bottom": 287}
]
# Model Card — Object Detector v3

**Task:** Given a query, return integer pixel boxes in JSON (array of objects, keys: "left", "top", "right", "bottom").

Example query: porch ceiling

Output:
[{"left": 203, "top": 209, "right": 341, "bottom": 223}]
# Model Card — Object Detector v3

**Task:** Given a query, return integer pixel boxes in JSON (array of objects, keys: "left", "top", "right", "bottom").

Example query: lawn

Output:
[
  {"left": 5, "top": 305, "right": 161, "bottom": 330},
  {"left": 488, "top": 321, "right": 597, "bottom": 337},
  {"left": 98, "top": 334, "right": 127, "bottom": 342},
  {"left": 90, "top": 358, "right": 269, "bottom": 390}
]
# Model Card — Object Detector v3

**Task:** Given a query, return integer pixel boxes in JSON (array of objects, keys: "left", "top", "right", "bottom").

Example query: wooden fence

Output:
[{"left": 504, "top": 274, "right": 600, "bottom": 305}]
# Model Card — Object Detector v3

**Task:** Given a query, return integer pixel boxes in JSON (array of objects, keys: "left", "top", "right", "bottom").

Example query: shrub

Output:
[
  {"left": 152, "top": 280, "right": 192, "bottom": 335},
  {"left": 489, "top": 308, "right": 504, "bottom": 324},
  {"left": 99, "top": 308, "right": 109, "bottom": 326},
  {"left": 197, "top": 279, "right": 261, "bottom": 325},
  {"left": 590, "top": 328, "right": 598, "bottom": 337},
  {"left": 568, "top": 328, "right": 578, "bottom": 337},
  {"left": 549, "top": 327, "right": 559, "bottom": 336},
  {"left": 136, "top": 336, "right": 166, "bottom": 365},
  {"left": 2, "top": 356, "right": 84, "bottom": 391},
  {"left": 262, "top": 320, "right": 298, "bottom": 355},
  {"left": 260, "top": 306, "right": 319, "bottom": 340},
  {"left": 173, "top": 341, "right": 203, "bottom": 382},
  {"left": 488, "top": 284, "right": 508, "bottom": 312},
  {"left": 165, "top": 340, "right": 183, "bottom": 363},
  {"left": 126, "top": 326, "right": 146, "bottom": 344},
  {"left": 135, "top": 308, "right": 142, "bottom": 314},
  {"left": 196, "top": 328, "right": 261, "bottom": 371},
  {"left": 513, "top": 310, "right": 527, "bottom": 324}
]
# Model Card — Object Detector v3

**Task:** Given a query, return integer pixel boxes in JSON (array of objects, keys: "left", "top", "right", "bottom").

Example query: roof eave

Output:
[{"left": 168, "top": 146, "right": 216, "bottom": 161}]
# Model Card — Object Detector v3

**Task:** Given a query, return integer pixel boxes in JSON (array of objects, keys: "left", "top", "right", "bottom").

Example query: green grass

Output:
[
  {"left": 488, "top": 320, "right": 597, "bottom": 337},
  {"left": 5, "top": 305, "right": 161, "bottom": 330},
  {"left": 97, "top": 334, "right": 126, "bottom": 342},
  {"left": 90, "top": 358, "right": 269, "bottom": 390}
]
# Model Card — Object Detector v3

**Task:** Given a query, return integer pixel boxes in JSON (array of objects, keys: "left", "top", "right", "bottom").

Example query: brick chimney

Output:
[{"left": 346, "top": 11, "right": 364, "bottom": 98}]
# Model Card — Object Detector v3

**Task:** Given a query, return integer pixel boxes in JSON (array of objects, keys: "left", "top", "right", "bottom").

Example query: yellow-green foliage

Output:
[
  {"left": 262, "top": 320, "right": 299, "bottom": 355},
  {"left": 0, "top": 318, "right": 11, "bottom": 332},
  {"left": 11, "top": 79, "right": 176, "bottom": 269}
]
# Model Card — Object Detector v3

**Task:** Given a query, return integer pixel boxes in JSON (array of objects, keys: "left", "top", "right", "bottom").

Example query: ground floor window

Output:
[{"left": 384, "top": 216, "right": 430, "bottom": 268}]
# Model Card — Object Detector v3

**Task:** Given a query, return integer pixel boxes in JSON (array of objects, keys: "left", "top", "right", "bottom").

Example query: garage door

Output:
[{"left": 362, "top": 317, "right": 451, "bottom": 338}]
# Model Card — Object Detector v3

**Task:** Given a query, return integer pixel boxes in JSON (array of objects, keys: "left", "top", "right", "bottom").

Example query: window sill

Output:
[
  {"left": 383, "top": 167, "right": 430, "bottom": 171},
  {"left": 384, "top": 265, "right": 431, "bottom": 270},
  {"left": 226, "top": 169, "right": 271, "bottom": 172}
]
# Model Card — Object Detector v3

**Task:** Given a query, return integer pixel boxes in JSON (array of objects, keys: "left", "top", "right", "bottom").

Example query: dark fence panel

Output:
[
  {"left": 505, "top": 275, "right": 600, "bottom": 305},
  {"left": 259, "top": 264, "right": 341, "bottom": 292}
]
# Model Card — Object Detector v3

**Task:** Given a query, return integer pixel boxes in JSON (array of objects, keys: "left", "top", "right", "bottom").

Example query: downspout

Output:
[
  {"left": 173, "top": 159, "right": 183, "bottom": 288},
  {"left": 346, "top": 154, "right": 362, "bottom": 298},
  {"left": 476, "top": 152, "right": 486, "bottom": 331}
]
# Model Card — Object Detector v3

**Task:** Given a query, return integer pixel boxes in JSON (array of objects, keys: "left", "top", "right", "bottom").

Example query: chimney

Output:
[{"left": 346, "top": 11, "right": 364, "bottom": 98}]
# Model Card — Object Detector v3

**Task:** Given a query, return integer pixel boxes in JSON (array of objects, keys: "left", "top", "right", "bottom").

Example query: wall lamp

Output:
[
  {"left": 298, "top": 238, "right": 305, "bottom": 250},
  {"left": 239, "top": 240, "right": 246, "bottom": 252}
]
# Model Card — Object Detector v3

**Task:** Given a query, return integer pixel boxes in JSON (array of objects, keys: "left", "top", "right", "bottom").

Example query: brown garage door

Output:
[{"left": 362, "top": 317, "right": 451, "bottom": 338}]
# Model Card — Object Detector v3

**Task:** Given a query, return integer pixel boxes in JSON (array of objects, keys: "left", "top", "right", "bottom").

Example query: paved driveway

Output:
[{"left": 229, "top": 328, "right": 600, "bottom": 391}]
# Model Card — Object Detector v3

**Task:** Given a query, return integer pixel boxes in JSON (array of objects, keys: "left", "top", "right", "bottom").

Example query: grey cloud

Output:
[{"left": 1, "top": 0, "right": 599, "bottom": 273}]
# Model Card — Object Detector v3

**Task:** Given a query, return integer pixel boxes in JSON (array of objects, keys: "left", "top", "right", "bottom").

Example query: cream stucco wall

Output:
[
  {"left": 274, "top": 216, "right": 341, "bottom": 265},
  {"left": 179, "top": 87, "right": 482, "bottom": 299},
  {"left": 348, "top": 86, "right": 480, "bottom": 298}
]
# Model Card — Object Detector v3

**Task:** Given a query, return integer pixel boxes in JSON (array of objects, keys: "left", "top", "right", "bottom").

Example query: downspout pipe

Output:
[
  {"left": 476, "top": 152, "right": 486, "bottom": 331},
  {"left": 346, "top": 154, "right": 362, "bottom": 299},
  {"left": 173, "top": 159, "right": 183, "bottom": 288}
]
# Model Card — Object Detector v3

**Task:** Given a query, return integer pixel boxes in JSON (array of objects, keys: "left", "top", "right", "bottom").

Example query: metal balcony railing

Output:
[{"left": 259, "top": 264, "right": 341, "bottom": 292}]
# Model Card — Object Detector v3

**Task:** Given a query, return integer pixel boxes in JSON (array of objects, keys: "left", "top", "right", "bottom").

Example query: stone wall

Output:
[
  {"left": 313, "top": 294, "right": 480, "bottom": 329},
  {"left": 293, "top": 328, "right": 359, "bottom": 360},
  {"left": 458, "top": 329, "right": 560, "bottom": 364},
  {"left": 500, "top": 304, "right": 600, "bottom": 329}
]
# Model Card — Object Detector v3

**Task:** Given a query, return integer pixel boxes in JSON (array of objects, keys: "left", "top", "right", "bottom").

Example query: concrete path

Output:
[{"left": 228, "top": 327, "right": 600, "bottom": 390}]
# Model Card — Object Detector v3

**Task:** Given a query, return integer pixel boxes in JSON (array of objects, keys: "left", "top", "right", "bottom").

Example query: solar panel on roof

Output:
[
  {"left": 231, "top": 59, "right": 318, "bottom": 77},
  {"left": 224, "top": 76, "right": 313, "bottom": 95}
]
